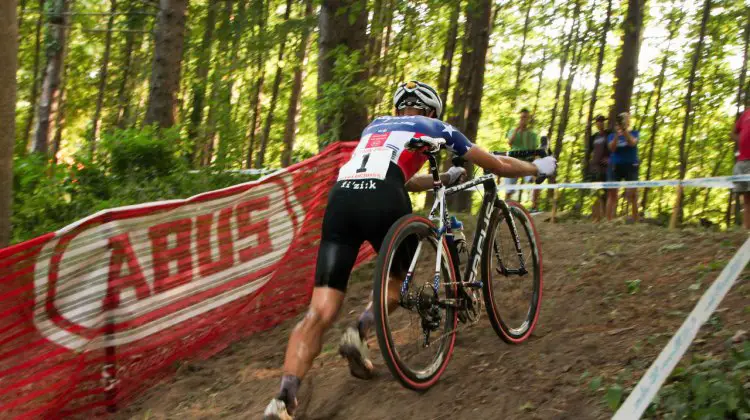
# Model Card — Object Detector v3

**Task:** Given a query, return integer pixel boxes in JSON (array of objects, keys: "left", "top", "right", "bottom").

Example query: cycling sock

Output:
[
  {"left": 357, "top": 308, "right": 374, "bottom": 340},
  {"left": 278, "top": 375, "right": 300, "bottom": 410}
]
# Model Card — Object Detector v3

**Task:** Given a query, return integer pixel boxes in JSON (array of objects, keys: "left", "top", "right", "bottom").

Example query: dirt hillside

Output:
[{"left": 117, "top": 217, "right": 749, "bottom": 420}]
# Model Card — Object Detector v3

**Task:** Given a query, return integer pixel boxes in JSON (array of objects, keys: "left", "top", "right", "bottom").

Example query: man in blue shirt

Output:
[{"left": 606, "top": 112, "right": 640, "bottom": 222}]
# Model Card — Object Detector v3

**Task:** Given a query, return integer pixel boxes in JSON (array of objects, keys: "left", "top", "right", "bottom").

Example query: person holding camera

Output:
[{"left": 606, "top": 112, "right": 640, "bottom": 222}]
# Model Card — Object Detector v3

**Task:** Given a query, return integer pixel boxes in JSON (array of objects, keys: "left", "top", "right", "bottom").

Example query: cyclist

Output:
[{"left": 264, "top": 81, "right": 557, "bottom": 420}]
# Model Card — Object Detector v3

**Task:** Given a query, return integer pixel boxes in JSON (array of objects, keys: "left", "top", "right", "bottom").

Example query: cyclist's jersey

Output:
[{"left": 337, "top": 115, "right": 474, "bottom": 183}]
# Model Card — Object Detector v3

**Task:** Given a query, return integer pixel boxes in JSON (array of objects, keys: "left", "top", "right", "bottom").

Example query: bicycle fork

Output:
[{"left": 494, "top": 202, "right": 529, "bottom": 276}]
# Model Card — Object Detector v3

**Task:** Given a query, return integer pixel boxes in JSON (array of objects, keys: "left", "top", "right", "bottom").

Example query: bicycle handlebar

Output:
[{"left": 449, "top": 149, "right": 550, "bottom": 185}]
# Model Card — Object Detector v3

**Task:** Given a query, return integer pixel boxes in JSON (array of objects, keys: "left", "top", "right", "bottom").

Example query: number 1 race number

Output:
[{"left": 337, "top": 147, "right": 392, "bottom": 181}]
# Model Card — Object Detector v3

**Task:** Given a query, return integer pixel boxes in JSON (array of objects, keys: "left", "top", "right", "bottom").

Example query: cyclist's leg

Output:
[
  {"left": 282, "top": 244, "right": 357, "bottom": 374},
  {"left": 272, "top": 240, "right": 359, "bottom": 412}
]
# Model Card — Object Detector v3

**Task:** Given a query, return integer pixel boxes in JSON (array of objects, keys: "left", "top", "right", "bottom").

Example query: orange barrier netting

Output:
[{"left": 0, "top": 142, "right": 372, "bottom": 418}]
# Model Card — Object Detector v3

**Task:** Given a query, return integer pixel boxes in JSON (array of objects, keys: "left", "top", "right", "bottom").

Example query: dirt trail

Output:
[{"left": 117, "top": 218, "right": 749, "bottom": 420}]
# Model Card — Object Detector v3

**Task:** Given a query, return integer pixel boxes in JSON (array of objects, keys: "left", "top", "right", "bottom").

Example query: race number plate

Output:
[{"left": 337, "top": 147, "right": 393, "bottom": 181}]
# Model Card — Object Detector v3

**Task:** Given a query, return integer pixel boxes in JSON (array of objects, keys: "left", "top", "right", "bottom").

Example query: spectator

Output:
[
  {"left": 732, "top": 107, "right": 750, "bottom": 229},
  {"left": 606, "top": 112, "right": 639, "bottom": 222},
  {"left": 506, "top": 108, "right": 540, "bottom": 210},
  {"left": 586, "top": 115, "right": 611, "bottom": 222}
]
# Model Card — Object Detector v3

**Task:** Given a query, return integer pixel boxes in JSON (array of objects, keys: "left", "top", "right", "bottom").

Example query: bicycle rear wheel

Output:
[
  {"left": 482, "top": 200, "right": 543, "bottom": 344},
  {"left": 373, "top": 214, "right": 458, "bottom": 391}
]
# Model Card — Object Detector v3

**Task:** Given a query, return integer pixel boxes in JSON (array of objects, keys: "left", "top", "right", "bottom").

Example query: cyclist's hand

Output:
[
  {"left": 445, "top": 166, "right": 466, "bottom": 186},
  {"left": 532, "top": 156, "right": 557, "bottom": 177}
]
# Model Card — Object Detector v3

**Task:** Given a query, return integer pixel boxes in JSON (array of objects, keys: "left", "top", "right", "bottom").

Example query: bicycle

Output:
[{"left": 371, "top": 137, "right": 544, "bottom": 391}]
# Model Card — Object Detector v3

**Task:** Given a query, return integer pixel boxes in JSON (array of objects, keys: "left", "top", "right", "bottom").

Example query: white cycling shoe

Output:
[
  {"left": 339, "top": 327, "right": 374, "bottom": 379},
  {"left": 263, "top": 397, "right": 295, "bottom": 420}
]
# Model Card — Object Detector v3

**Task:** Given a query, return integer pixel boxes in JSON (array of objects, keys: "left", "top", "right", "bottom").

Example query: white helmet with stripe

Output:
[{"left": 393, "top": 81, "right": 443, "bottom": 119}]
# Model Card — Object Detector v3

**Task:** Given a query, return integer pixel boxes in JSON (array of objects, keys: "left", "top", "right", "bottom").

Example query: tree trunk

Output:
[
  {"left": 204, "top": 0, "right": 234, "bottom": 166},
  {"left": 641, "top": 8, "right": 681, "bottom": 213},
  {"left": 737, "top": 12, "right": 749, "bottom": 116},
  {"left": 188, "top": 1, "right": 217, "bottom": 160},
  {"left": 552, "top": 0, "right": 583, "bottom": 161},
  {"left": 532, "top": 46, "right": 549, "bottom": 117},
  {"left": 127, "top": 29, "right": 152, "bottom": 128},
  {"left": 546, "top": 5, "right": 574, "bottom": 140},
  {"left": 214, "top": 0, "right": 247, "bottom": 164},
  {"left": 364, "top": 0, "right": 384, "bottom": 81},
  {"left": 372, "top": 0, "right": 393, "bottom": 81},
  {"left": 449, "top": 3, "right": 475, "bottom": 135},
  {"left": 245, "top": 0, "right": 270, "bottom": 168},
  {"left": 19, "top": 0, "right": 45, "bottom": 153},
  {"left": 463, "top": 0, "right": 493, "bottom": 142},
  {"left": 281, "top": 0, "right": 314, "bottom": 167},
  {"left": 608, "top": 0, "right": 645, "bottom": 124},
  {"left": 583, "top": 0, "right": 612, "bottom": 171},
  {"left": 17, "top": 0, "right": 28, "bottom": 30},
  {"left": 512, "top": 0, "right": 533, "bottom": 110},
  {"left": 448, "top": 0, "right": 493, "bottom": 212},
  {"left": 317, "top": 0, "right": 369, "bottom": 145},
  {"left": 255, "top": 0, "right": 293, "bottom": 168},
  {"left": 144, "top": 0, "right": 188, "bottom": 128},
  {"left": 671, "top": 0, "right": 711, "bottom": 228},
  {"left": 114, "top": 19, "right": 141, "bottom": 129},
  {"left": 51, "top": 86, "right": 66, "bottom": 164},
  {"left": 437, "top": 0, "right": 461, "bottom": 107},
  {"left": 31, "top": 0, "right": 68, "bottom": 156},
  {"left": 1, "top": 0, "right": 19, "bottom": 247},
  {"left": 50, "top": 18, "right": 72, "bottom": 164},
  {"left": 89, "top": 0, "right": 118, "bottom": 155},
  {"left": 566, "top": 90, "right": 588, "bottom": 187}
]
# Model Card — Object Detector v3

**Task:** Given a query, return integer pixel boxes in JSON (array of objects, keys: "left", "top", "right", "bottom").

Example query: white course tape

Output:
[
  {"left": 493, "top": 174, "right": 750, "bottom": 191},
  {"left": 187, "top": 168, "right": 276, "bottom": 176},
  {"left": 612, "top": 236, "right": 750, "bottom": 420}
]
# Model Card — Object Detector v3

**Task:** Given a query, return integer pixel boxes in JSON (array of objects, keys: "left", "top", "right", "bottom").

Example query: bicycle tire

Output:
[
  {"left": 482, "top": 200, "right": 543, "bottom": 344},
  {"left": 373, "top": 214, "right": 458, "bottom": 391}
]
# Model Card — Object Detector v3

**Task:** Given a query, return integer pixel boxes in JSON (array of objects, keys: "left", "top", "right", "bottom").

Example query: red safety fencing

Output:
[{"left": 0, "top": 142, "right": 371, "bottom": 418}]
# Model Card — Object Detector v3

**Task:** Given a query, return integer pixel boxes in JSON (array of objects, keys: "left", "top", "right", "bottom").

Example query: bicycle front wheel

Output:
[
  {"left": 373, "top": 214, "right": 458, "bottom": 391},
  {"left": 482, "top": 200, "right": 543, "bottom": 344}
]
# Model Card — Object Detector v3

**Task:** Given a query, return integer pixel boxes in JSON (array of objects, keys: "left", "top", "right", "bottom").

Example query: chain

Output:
[{"left": 423, "top": 309, "right": 482, "bottom": 348}]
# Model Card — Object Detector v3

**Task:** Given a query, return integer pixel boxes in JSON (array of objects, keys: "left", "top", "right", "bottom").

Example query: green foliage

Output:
[
  {"left": 593, "top": 342, "right": 750, "bottom": 418},
  {"left": 626, "top": 278, "right": 642, "bottom": 294},
  {"left": 606, "top": 383, "right": 624, "bottom": 410},
  {"left": 10, "top": 132, "right": 259, "bottom": 244},
  {"left": 316, "top": 46, "right": 372, "bottom": 146},
  {"left": 642, "top": 342, "right": 750, "bottom": 419},
  {"left": 100, "top": 125, "right": 182, "bottom": 178},
  {"left": 8, "top": 0, "right": 750, "bottom": 232}
]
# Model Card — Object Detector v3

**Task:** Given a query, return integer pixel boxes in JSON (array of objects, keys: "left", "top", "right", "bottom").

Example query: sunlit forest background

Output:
[{"left": 1, "top": 0, "right": 749, "bottom": 245}]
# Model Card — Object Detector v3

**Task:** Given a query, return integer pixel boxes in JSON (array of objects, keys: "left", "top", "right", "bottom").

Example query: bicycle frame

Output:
[{"left": 401, "top": 152, "right": 528, "bottom": 306}]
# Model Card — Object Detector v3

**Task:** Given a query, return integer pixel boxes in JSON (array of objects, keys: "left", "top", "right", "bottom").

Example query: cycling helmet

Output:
[{"left": 393, "top": 81, "right": 443, "bottom": 119}]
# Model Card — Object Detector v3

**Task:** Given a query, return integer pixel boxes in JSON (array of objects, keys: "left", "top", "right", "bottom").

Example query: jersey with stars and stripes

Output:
[{"left": 342, "top": 115, "right": 474, "bottom": 181}]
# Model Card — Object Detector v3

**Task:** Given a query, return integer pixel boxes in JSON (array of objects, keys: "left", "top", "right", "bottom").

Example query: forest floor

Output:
[{"left": 116, "top": 216, "right": 749, "bottom": 420}]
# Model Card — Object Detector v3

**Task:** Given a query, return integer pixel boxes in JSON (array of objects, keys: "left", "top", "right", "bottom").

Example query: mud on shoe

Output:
[
  {"left": 339, "top": 327, "right": 374, "bottom": 379},
  {"left": 263, "top": 397, "right": 296, "bottom": 420}
]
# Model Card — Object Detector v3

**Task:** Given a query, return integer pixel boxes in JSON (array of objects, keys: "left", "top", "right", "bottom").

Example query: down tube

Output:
[{"left": 462, "top": 179, "right": 497, "bottom": 284}]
